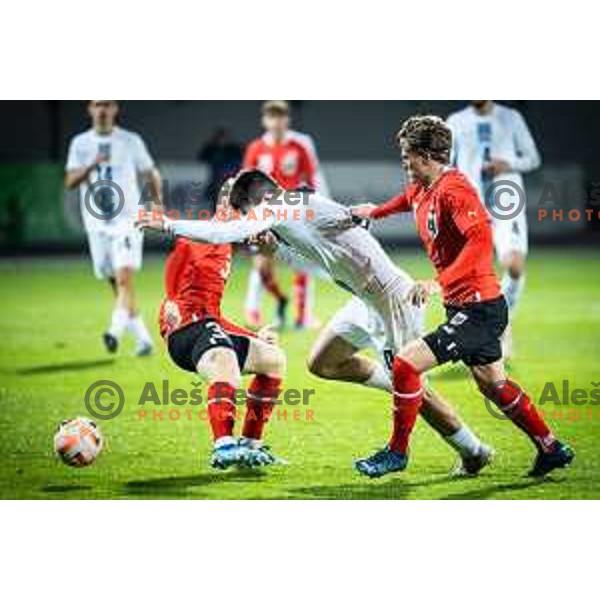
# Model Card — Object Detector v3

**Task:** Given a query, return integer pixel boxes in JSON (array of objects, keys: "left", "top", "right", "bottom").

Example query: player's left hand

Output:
[
  {"left": 247, "top": 230, "right": 278, "bottom": 254},
  {"left": 484, "top": 159, "right": 511, "bottom": 176},
  {"left": 257, "top": 324, "right": 279, "bottom": 345},
  {"left": 406, "top": 279, "right": 441, "bottom": 307}
]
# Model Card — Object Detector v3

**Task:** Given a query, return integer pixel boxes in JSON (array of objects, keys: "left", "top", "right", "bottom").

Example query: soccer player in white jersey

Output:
[
  {"left": 65, "top": 101, "right": 161, "bottom": 356},
  {"left": 447, "top": 101, "right": 541, "bottom": 354},
  {"left": 138, "top": 170, "right": 492, "bottom": 474}
]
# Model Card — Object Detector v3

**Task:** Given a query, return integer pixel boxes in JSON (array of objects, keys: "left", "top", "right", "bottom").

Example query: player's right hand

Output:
[
  {"left": 351, "top": 203, "right": 377, "bottom": 218},
  {"left": 93, "top": 152, "right": 109, "bottom": 166},
  {"left": 406, "top": 279, "right": 441, "bottom": 307},
  {"left": 135, "top": 213, "right": 169, "bottom": 233},
  {"left": 257, "top": 324, "right": 279, "bottom": 345}
]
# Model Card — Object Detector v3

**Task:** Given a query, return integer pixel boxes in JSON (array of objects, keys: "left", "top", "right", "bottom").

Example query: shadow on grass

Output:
[
  {"left": 15, "top": 359, "right": 115, "bottom": 376},
  {"left": 289, "top": 473, "right": 457, "bottom": 500},
  {"left": 41, "top": 484, "right": 94, "bottom": 494},
  {"left": 441, "top": 476, "right": 561, "bottom": 500},
  {"left": 289, "top": 472, "right": 561, "bottom": 500},
  {"left": 124, "top": 469, "right": 267, "bottom": 497}
]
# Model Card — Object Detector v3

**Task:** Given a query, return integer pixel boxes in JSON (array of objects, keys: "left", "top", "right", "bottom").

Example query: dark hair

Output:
[
  {"left": 229, "top": 170, "right": 279, "bottom": 212},
  {"left": 396, "top": 115, "right": 452, "bottom": 164}
]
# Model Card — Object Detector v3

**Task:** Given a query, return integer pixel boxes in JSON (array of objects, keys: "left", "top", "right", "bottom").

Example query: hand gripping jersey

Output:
[{"left": 166, "top": 192, "right": 422, "bottom": 352}]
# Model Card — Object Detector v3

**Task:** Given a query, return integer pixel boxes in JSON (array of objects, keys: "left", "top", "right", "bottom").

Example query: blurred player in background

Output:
[
  {"left": 243, "top": 100, "right": 327, "bottom": 329},
  {"left": 65, "top": 101, "right": 160, "bottom": 356},
  {"left": 447, "top": 101, "right": 541, "bottom": 355}
]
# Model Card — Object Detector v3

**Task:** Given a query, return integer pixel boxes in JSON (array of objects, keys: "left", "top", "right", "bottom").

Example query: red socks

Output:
[
  {"left": 294, "top": 271, "right": 309, "bottom": 326},
  {"left": 207, "top": 377, "right": 282, "bottom": 443},
  {"left": 389, "top": 357, "right": 423, "bottom": 453},
  {"left": 486, "top": 380, "right": 556, "bottom": 452},
  {"left": 242, "top": 375, "right": 282, "bottom": 441},
  {"left": 207, "top": 382, "right": 237, "bottom": 441}
]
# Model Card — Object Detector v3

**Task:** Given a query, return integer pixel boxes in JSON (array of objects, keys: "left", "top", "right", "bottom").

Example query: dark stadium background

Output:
[{"left": 1, "top": 100, "right": 599, "bottom": 253}]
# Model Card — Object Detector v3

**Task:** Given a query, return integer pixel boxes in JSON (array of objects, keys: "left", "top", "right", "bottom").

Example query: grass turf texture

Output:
[{"left": 0, "top": 247, "right": 599, "bottom": 499}]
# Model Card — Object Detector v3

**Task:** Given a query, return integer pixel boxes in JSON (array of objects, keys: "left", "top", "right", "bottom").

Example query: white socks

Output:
[
  {"left": 109, "top": 308, "right": 152, "bottom": 347},
  {"left": 365, "top": 363, "right": 393, "bottom": 393},
  {"left": 245, "top": 267, "right": 263, "bottom": 314},
  {"left": 128, "top": 314, "right": 153, "bottom": 347},
  {"left": 444, "top": 425, "right": 482, "bottom": 459},
  {"left": 108, "top": 307, "right": 129, "bottom": 339},
  {"left": 502, "top": 273, "right": 525, "bottom": 310}
]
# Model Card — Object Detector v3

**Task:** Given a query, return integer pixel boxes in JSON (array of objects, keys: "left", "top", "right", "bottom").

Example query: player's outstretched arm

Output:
[
  {"left": 351, "top": 192, "right": 411, "bottom": 220},
  {"left": 136, "top": 210, "right": 275, "bottom": 244}
]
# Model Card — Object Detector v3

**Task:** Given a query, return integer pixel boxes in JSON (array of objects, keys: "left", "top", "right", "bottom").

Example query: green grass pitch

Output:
[{"left": 0, "top": 247, "right": 599, "bottom": 499}]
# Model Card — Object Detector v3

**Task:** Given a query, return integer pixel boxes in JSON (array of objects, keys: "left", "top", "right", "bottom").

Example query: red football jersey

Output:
[
  {"left": 159, "top": 238, "right": 253, "bottom": 339},
  {"left": 371, "top": 169, "right": 501, "bottom": 306},
  {"left": 243, "top": 132, "right": 316, "bottom": 190}
]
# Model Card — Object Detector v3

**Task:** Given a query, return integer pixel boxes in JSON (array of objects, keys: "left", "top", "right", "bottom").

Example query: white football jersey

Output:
[
  {"left": 168, "top": 192, "right": 419, "bottom": 346},
  {"left": 447, "top": 102, "right": 541, "bottom": 202},
  {"left": 66, "top": 127, "right": 155, "bottom": 233}
]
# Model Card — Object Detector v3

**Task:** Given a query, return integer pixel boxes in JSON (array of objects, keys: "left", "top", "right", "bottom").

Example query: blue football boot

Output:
[
  {"left": 238, "top": 438, "right": 288, "bottom": 468},
  {"left": 354, "top": 446, "right": 408, "bottom": 478},
  {"left": 528, "top": 442, "right": 575, "bottom": 477},
  {"left": 210, "top": 438, "right": 243, "bottom": 470}
]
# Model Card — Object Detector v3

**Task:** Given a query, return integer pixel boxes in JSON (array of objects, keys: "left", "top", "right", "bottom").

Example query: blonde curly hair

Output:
[{"left": 396, "top": 115, "right": 453, "bottom": 164}]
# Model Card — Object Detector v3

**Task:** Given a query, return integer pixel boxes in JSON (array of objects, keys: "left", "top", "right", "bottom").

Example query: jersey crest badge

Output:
[
  {"left": 281, "top": 150, "right": 299, "bottom": 176},
  {"left": 164, "top": 300, "right": 182, "bottom": 330}
]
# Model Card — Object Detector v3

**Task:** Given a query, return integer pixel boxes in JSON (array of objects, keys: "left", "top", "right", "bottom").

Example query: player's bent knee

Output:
[
  {"left": 266, "top": 345, "right": 287, "bottom": 377},
  {"left": 246, "top": 338, "right": 287, "bottom": 377},
  {"left": 197, "top": 347, "right": 241, "bottom": 388},
  {"left": 508, "top": 262, "right": 524, "bottom": 279},
  {"left": 306, "top": 353, "right": 339, "bottom": 380},
  {"left": 115, "top": 268, "right": 134, "bottom": 289}
]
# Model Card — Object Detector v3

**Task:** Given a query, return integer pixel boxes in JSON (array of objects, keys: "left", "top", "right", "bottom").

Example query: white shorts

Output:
[
  {"left": 326, "top": 295, "right": 424, "bottom": 359},
  {"left": 87, "top": 227, "right": 144, "bottom": 279},
  {"left": 491, "top": 210, "right": 528, "bottom": 262}
]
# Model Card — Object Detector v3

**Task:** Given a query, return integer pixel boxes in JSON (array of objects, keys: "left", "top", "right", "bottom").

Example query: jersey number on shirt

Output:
[
  {"left": 427, "top": 207, "right": 439, "bottom": 239},
  {"left": 96, "top": 164, "right": 113, "bottom": 181}
]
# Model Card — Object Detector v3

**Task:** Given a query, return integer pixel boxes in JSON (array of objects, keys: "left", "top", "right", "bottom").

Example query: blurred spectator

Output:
[{"left": 197, "top": 127, "right": 243, "bottom": 205}]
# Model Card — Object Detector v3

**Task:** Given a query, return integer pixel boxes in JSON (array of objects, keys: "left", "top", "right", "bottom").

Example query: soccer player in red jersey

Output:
[
  {"left": 243, "top": 100, "right": 318, "bottom": 329},
  {"left": 159, "top": 231, "right": 287, "bottom": 470},
  {"left": 352, "top": 115, "right": 574, "bottom": 478}
]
